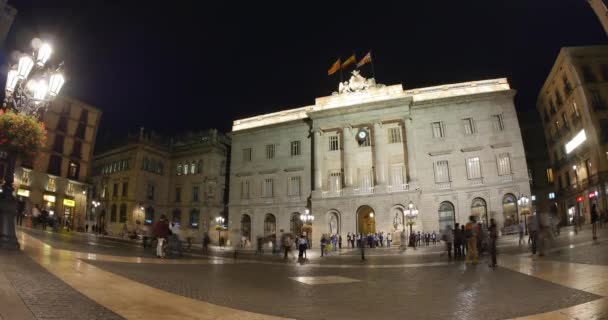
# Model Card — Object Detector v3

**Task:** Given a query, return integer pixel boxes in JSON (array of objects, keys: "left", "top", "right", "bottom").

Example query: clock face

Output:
[{"left": 358, "top": 131, "right": 367, "bottom": 139}]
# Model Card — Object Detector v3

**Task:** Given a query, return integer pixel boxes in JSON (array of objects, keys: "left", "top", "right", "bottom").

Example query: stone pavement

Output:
[{"left": 2, "top": 226, "right": 608, "bottom": 319}]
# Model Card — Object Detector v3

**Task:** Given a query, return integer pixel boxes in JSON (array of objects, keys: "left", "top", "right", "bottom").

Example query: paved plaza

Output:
[{"left": 0, "top": 227, "right": 607, "bottom": 319}]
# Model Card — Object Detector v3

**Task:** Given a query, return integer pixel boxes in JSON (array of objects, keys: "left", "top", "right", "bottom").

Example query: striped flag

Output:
[
  {"left": 328, "top": 58, "right": 341, "bottom": 76},
  {"left": 341, "top": 54, "right": 356, "bottom": 69},
  {"left": 357, "top": 51, "right": 372, "bottom": 68}
]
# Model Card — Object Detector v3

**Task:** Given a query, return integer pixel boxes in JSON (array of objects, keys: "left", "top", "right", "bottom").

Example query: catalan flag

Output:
[
  {"left": 357, "top": 51, "right": 372, "bottom": 68},
  {"left": 341, "top": 54, "right": 356, "bottom": 69},
  {"left": 328, "top": 58, "right": 341, "bottom": 76}
]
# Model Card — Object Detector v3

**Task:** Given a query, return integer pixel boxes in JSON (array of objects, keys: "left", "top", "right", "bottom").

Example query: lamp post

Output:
[
  {"left": 404, "top": 201, "right": 419, "bottom": 247},
  {"left": 215, "top": 216, "right": 225, "bottom": 247},
  {"left": 300, "top": 209, "right": 314, "bottom": 246},
  {"left": 0, "top": 39, "right": 65, "bottom": 249},
  {"left": 518, "top": 195, "right": 530, "bottom": 235}
]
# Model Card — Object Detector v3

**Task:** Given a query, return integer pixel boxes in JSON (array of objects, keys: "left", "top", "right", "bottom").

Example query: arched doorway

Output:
[
  {"left": 290, "top": 213, "right": 302, "bottom": 235},
  {"left": 471, "top": 198, "right": 488, "bottom": 225},
  {"left": 438, "top": 201, "right": 455, "bottom": 231},
  {"left": 356, "top": 205, "right": 375, "bottom": 234},
  {"left": 263, "top": 213, "right": 276, "bottom": 237},
  {"left": 502, "top": 194, "right": 518, "bottom": 227},
  {"left": 241, "top": 214, "right": 251, "bottom": 241}
]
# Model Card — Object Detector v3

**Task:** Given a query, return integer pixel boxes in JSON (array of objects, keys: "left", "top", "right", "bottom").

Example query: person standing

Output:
[
  {"left": 297, "top": 235, "right": 307, "bottom": 260},
  {"left": 488, "top": 219, "right": 498, "bottom": 268},
  {"left": 518, "top": 221, "right": 525, "bottom": 247},
  {"left": 460, "top": 225, "right": 467, "bottom": 257},
  {"left": 16, "top": 198, "right": 25, "bottom": 226},
  {"left": 387, "top": 232, "right": 392, "bottom": 248},
  {"left": 444, "top": 225, "right": 453, "bottom": 259},
  {"left": 203, "top": 233, "right": 211, "bottom": 255},
  {"left": 379, "top": 232, "right": 384, "bottom": 247},
  {"left": 360, "top": 233, "right": 366, "bottom": 260},
  {"left": 431, "top": 231, "right": 437, "bottom": 245},
  {"left": 591, "top": 204, "right": 599, "bottom": 241},
  {"left": 528, "top": 214, "right": 539, "bottom": 254},
  {"left": 338, "top": 234, "right": 342, "bottom": 249},
  {"left": 465, "top": 216, "right": 478, "bottom": 264},
  {"left": 320, "top": 235, "right": 327, "bottom": 257},
  {"left": 153, "top": 215, "right": 170, "bottom": 258},
  {"left": 453, "top": 223, "right": 461, "bottom": 259}
]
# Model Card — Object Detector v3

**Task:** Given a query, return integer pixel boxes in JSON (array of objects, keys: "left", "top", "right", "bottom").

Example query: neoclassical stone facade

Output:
[{"left": 228, "top": 76, "right": 530, "bottom": 246}]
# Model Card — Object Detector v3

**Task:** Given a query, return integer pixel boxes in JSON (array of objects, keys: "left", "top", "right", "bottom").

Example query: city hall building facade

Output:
[{"left": 228, "top": 74, "right": 530, "bottom": 246}]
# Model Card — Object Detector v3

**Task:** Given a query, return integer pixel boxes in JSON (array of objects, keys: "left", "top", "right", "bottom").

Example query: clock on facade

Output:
[{"left": 356, "top": 128, "right": 369, "bottom": 144}]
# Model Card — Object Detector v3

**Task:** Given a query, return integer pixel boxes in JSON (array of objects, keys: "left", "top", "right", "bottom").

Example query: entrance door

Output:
[{"left": 357, "top": 205, "right": 376, "bottom": 234}]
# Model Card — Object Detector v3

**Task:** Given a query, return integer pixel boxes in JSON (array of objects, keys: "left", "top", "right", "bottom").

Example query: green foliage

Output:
[{"left": 0, "top": 110, "right": 47, "bottom": 159}]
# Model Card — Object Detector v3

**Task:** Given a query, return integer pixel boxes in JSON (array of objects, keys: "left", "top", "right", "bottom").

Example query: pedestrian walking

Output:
[
  {"left": 297, "top": 235, "right": 307, "bottom": 260},
  {"left": 320, "top": 235, "right": 327, "bottom": 257},
  {"left": 443, "top": 225, "right": 453, "bottom": 259},
  {"left": 453, "top": 223, "right": 461, "bottom": 258},
  {"left": 591, "top": 204, "right": 599, "bottom": 241},
  {"left": 203, "top": 233, "right": 211, "bottom": 255},
  {"left": 16, "top": 198, "right": 25, "bottom": 226},
  {"left": 465, "top": 216, "right": 479, "bottom": 264},
  {"left": 461, "top": 225, "right": 467, "bottom": 257},
  {"left": 153, "top": 215, "right": 170, "bottom": 258},
  {"left": 518, "top": 221, "right": 525, "bottom": 247},
  {"left": 528, "top": 215, "right": 539, "bottom": 255},
  {"left": 489, "top": 219, "right": 498, "bottom": 268}
]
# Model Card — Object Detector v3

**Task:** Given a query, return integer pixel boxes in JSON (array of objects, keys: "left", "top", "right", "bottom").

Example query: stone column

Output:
[
  {"left": 373, "top": 121, "right": 387, "bottom": 190},
  {"left": 342, "top": 127, "right": 353, "bottom": 188},
  {"left": 313, "top": 129, "right": 323, "bottom": 191},
  {"left": 404, "top": 117, "right": 417, "bottom": 183}
]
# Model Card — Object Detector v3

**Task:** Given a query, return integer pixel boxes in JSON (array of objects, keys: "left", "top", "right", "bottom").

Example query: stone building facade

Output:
[
  {"left": 228, "top": 75, "right": 531, "bottom": 246},
  {"left": 11, "top": 96, "right": 102, "bottom": 228},
  {"left": 90, "top": 129, "right": 230, "bottom": 239},
  {"left": 537, "top": 46, "right": 608, "bottom": 225}
]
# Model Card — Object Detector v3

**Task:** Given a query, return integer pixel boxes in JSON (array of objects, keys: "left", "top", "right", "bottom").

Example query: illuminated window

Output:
[
  {"left": 466, "top": 157, "right": 482, "bottom": 179},
  {"left": 497, "top": 153, "right": 512, "bottom": 176},
  {"left": 546, "top": 168, "right": 554, "bottom": 183},
  {"left": 66, "top": 183, "right": 75, "bottom": 195},
  {"left": 47, "top": 178, "right": 56, "bottom": 192},
  {"left": 21, "top": 170, "right": 30, "bottom": 185}
]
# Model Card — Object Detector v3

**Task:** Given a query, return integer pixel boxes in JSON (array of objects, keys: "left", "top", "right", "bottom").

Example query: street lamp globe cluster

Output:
[
  {"left": 4, "top": 40, "right": 65, "bottom": 115},
  {"left": 405, "top": 201, "right": 419, "bottom": 234},
  {"left": 300, "top": 209, "right": 314, "bottom": 223}
]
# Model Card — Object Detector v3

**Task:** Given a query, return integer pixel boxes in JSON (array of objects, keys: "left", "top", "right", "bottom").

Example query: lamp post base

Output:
[{"left": 0, "top": 195, "right": 20, "bottom": 250}]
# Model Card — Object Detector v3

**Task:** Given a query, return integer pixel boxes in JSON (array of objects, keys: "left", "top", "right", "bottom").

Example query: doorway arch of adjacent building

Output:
[
  {"left": 263, "top": 213, "right": 276, "bottom": 237},
  {"left": 502, "top": 193, "right": 518, "bottom": 227},
  {"left": 356, "top": 205, "right": 375, "bottom": 235},
  {"left": 471, "top": 198, "right": 488, "bottom": 225},
  {"left": 241, "top": 214, "right": 251, "bottom": 241}
]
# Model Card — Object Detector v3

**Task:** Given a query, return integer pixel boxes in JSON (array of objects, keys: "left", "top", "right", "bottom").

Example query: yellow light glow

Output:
[{"left": 565, "top": 130, "right": 586, "bottom": 154}]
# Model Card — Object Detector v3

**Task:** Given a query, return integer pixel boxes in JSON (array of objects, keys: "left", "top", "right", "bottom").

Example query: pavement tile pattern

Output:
[{"left": 0, "top": 251, "right": 123, "bottom": 320}]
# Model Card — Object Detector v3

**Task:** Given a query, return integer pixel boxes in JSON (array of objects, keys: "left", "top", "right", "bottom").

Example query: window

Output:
[
  {"left": 265, "top": 144, "right": 275, "bottom": 159},
  {"left": 75, "top": 123, "right": 86, "bottom": 139},
  {"left": 110, "top": 204, "right": 117, "bottom": 222},
  {"left": 177, "top": 164, "right": 183, "bottom": 176},
  {"left": 561, "top": 113, "right": 569, "bottom": 128},
  {"left": 79, "top": 109, "right": 89, "bottom": 123},
  {"left": 192, "top": 186, "right": 199, "bottom": 202},
  {"left": 438, "top": 202, "right": 455, "bottom": 231},
  {"left": 52, "top": 135, "right": 65, "bottom": 153},
  {"left": 190, "top": 162, "right": 196, "bottom": 174},
  {"left": 262, "top": 178, "right": 274, "bottom": 198},
  {"left": 555, "top": 90, "right": 563, "bottom": 106},
  {"left": 356, "top": 168, "right": 373, "bottom": 189},
  {"left": 243, "top": 148, "right": 252, "bottom": 162},
  {"left": 434, "top": 160, "right": 450, "bottom": 183},
  {"left": 175, "top": 187, "right": 181, "bottom": 202},
  {"left": 582, "top": 65, "right": 596, "bottom": 82},
  {"left": 466, "top": 157, "right": 482, "bottom": 179},
  {"left": 71, "top": 141, "right": 82, "bottom": 158},
  {"left": 591, "top": 89, "right": 604, "bottom": 110},
  {"left": 329, "top": 135, "right": 340, "bottom": 151},
  {"left": 463, "top": 118, "right": 475, "bottom": 135},
  {"left": 197, "top": 160, "right": 202, "bottom": 174},
  {"left": 390, "top": 165, "right": 405, "bottom": 187},
  {"left": 586, "top": 159, "right": 593, "bottom": 178},
  {"left": 21, "top": 170, "right": 30, "bottom": 185},
  {"left": 497, "top": 153, "right": 512, "bottom": 176},
  {"left": 66, "top": 183, "right": 75, "bottom": 195},
  {"left": 546, "top": 168, "right": 554, "bottom": 183},
  {"left": 290, "top": 141, "right": 301, "bottom": 156},
  {"left": 431, "top": 122, "right": 444, "bottom": 138},
  {"left": 289, "top": 176, "right": 301, "bottom": 196},
  {"left": 189, "top": 209, "right": 200, "bottom": 228},
  {"left": 492, "top": 115, "right": 504, "bottom": 131},
  {"left": 47, "top": 177, "right": 56, "bottom": 191},
  {"left": 67, "top": 162, "right": 79, "bottom": 180},
  {"left": 57, "top": 117, "right": 68, "bottom": 132},
  {"left": 241, "top": 179, "right": 250, "bottom": 199},
  {"left": 329, "top": 171, "right": 342, "bottom": 192},
  {"left": 388, "top": 127, "right": 402, "bottom": 143},
  {"left": 264, "top": 214, "right": 276, "bottom": 237},
  {"left": 122, "top": 181, "right": 128, "bottom": 197},
  {"left": 112, "top": 183, "right": 119, "bottom": 197},
  {"left": 563, "top": 76, "right": 572, "bottom": 95},
  {"left": 172, "top": 209, "right": 181, "bottom": 223},
  {"left": 146, "top": 184, "right": 155, "bottom": 200},
  {"left": 119, "top": 204, "right": 127, "bottom": 223}
]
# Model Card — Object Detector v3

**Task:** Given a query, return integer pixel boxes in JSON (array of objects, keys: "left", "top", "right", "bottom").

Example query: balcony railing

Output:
[
  {"left": 288, "top": 196, "right": 301, "bottom": 202},
  {"left": 469, "top": 178, "right": 484, "bottom": 186},
  {"left": 499, "top": 174, "right": 513, "bottom": 183},
  {"left": 353, "top": 186, "right": 375, "bottom": 195},
  {"left": 322, "top": 190, "right": 343, "bottom": 198},
  {"left": 387, "top": 184, "right": 409, "bottom": 193},
  {"left": 436, "top": 181, "right": 452, "bottom": 190}
]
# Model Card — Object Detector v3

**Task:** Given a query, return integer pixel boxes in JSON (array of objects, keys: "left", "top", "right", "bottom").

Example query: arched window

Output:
[
  {"left": 264, "top": 214, "right": 276, "bottom": 237},
  {"left": 290, "top": 213, "right": 302, "bottom": 235},
  {"left": 502, "top": 194, "right": 518, "bottom": 227},
  {"left": 110, "top": 204, "right": 117, "bottom": 222},
  {"left": 119, "top": 203, "right": 127, "bottom": 223},
  {"left": 241, "top": 214, "right": 251, "bottom": 241},
  {"left": 438, "top": 202, "right": 455, "bottom": 231},
  {"left": 471, "top": 198, "right": 488, "bottom": 225},
  {"left": 189, "top": 209, "right": 200, "bottom": 228}
]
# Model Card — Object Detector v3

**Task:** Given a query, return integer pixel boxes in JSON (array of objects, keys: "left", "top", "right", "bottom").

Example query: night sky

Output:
[{"left": 2, "top": 1, "right": 606, "bottom": 151}]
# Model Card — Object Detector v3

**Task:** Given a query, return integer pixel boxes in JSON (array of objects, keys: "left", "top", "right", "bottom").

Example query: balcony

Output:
[
  {"left": 499, "top": 174, "right": 513, "bottom": 183},
  {"left": 387, "top": 184, "right": 409, "bottom": 193},
  {"left": 322, "top": 190, "right": 343, "bottom": 198},
  {"left": 288, "top": 195, "right": 302, "bottom": 202},
  {"left": 469, "top": 178, "right": 484, "bottom": 186},
  {"left": 436, "top": 181, "right": 452, "bottom": 190},
  {"left": 353, "top": 186, "right": 375, "bottom": 195}
]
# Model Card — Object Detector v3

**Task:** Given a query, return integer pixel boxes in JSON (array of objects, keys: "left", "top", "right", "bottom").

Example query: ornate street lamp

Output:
[
  {"left": 404, "top": 201, "right": 419, "bottom": 235},
  {"left": 215, "top": 216, "right": 225, "bottom": 247},
  {"left": 518, "top": 195, "right": 530, "bottom": 235},
  {"left": 0, "top": 39, "right": 66, "bottom": 249}
]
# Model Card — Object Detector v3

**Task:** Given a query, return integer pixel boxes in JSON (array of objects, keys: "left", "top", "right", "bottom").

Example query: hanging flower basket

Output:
[{"left": 0, "top": 110, "right": 47, "bottom": 160}]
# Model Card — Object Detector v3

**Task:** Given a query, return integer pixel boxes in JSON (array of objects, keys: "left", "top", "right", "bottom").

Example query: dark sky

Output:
[{"left": 2, "top": 1, "right": 606, "bottom": 151}]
